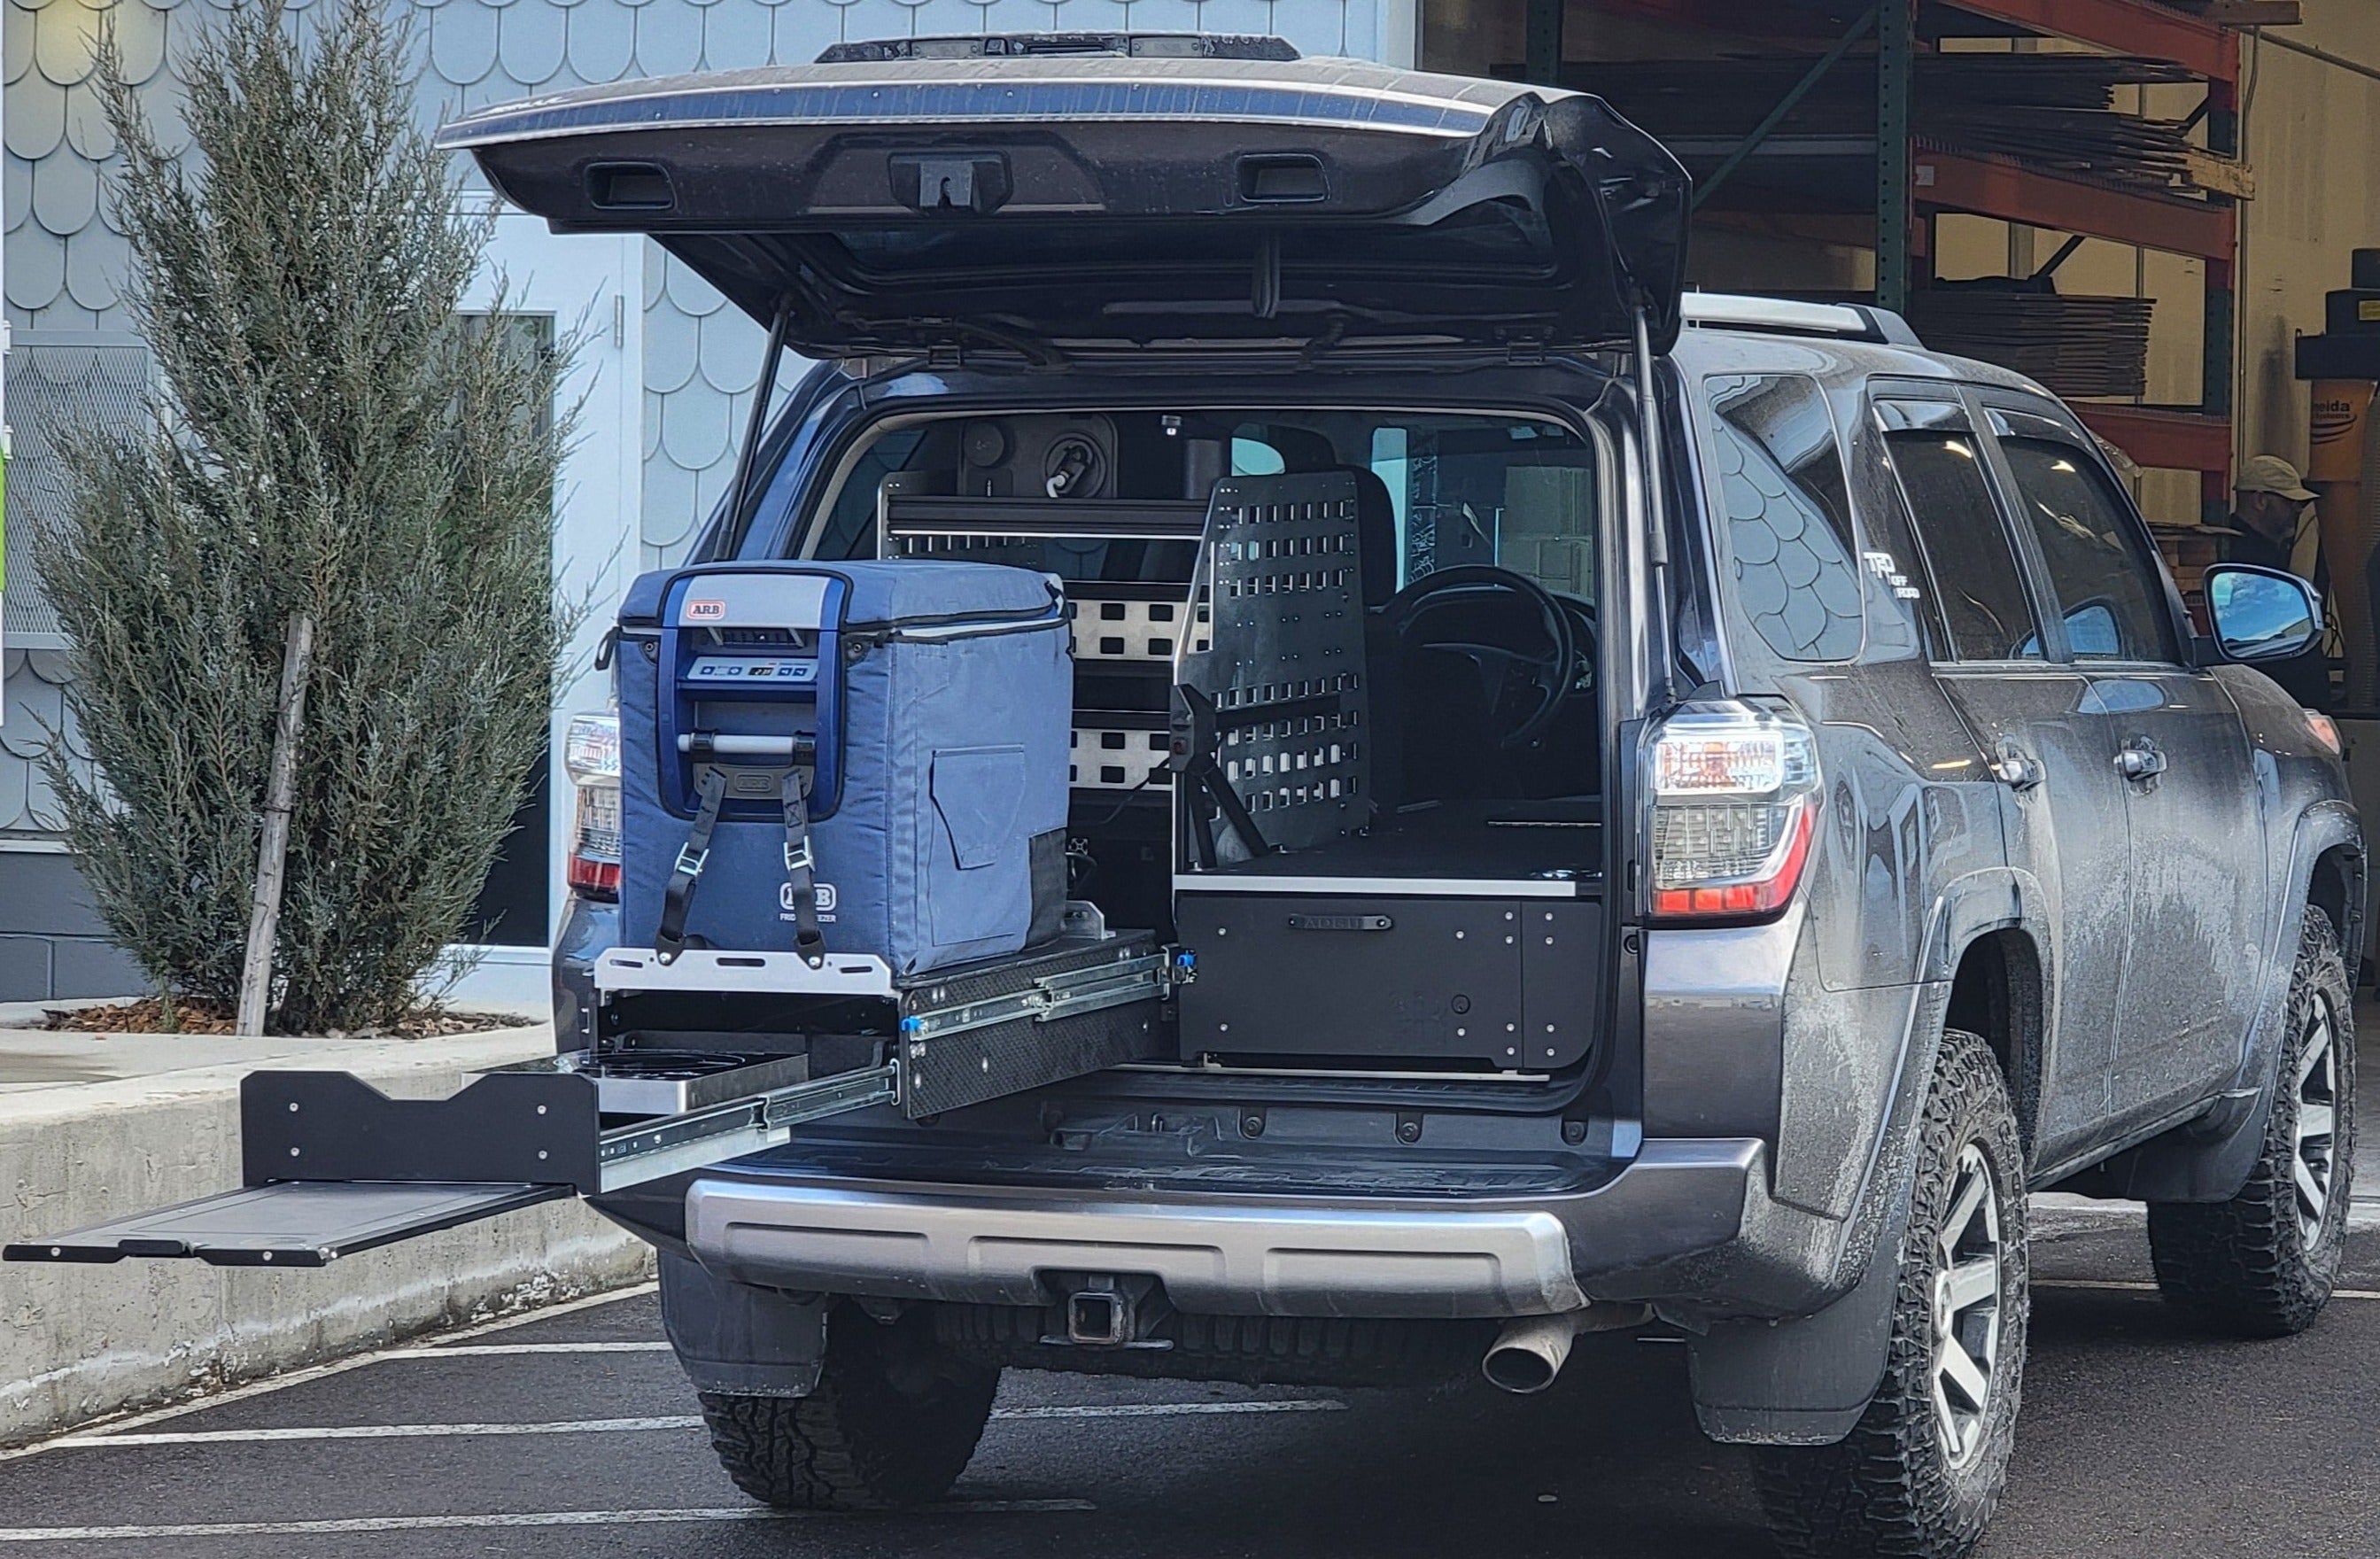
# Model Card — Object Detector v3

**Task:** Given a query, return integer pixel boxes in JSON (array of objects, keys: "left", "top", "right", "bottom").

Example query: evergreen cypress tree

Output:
[{"left": 37, "top": 0, "right": 570, "bottom": 1032}]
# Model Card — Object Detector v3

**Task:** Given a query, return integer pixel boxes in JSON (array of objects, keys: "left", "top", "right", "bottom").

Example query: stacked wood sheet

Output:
[
  {"left": 1556, "top": 54, "right": 2207, "bottom": 196},
  {"left": 1905, "top": 285, "right": 2157, "bottom": 399}
]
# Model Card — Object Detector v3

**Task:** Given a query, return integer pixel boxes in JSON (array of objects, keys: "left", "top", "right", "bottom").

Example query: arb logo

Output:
[
  {"left": 686, "top": 599, "right": 727, "bottom": 622},
  {"left": 781, "top": 881, "right": 837, "bottom": 918}
]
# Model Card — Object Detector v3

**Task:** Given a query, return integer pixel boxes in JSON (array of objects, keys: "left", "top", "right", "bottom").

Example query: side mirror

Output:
[{"left": 2204, "top": 563, "right": 2322, "bottom": 663}]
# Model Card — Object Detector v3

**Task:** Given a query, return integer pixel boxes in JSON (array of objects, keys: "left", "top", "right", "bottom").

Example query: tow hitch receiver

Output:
[{"left": 6, "top": 927, "right": 1172, "bottom": 1268}]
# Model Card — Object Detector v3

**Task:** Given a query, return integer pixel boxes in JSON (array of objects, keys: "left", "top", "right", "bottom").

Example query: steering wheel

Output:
[{"left": 1382, "top": 565, "right": 1582, "bottom": 748}]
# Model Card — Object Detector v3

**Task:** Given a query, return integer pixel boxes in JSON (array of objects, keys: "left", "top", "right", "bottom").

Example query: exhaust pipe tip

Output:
[
  {"left": 1481, "top": 1311, "right": 1582, "bottom": 1395},
  {"left": 1482, "top": 1344, "right": 1563, "bottom": 1394},
  {"left": 1482, "top": 1305, "right": 1651, "bottom": 1394}
]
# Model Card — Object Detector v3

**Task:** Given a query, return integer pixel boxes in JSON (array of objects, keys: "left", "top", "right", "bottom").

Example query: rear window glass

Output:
[
  {"left": 803, "top": 411, "right": 1599, "bottom": 608},
  {"left": 1998, "top": 437, "right": 2180, "bottom": 663},
  {"left": 1882, "top": 418, "right": 2043, "bottom": 663},
  {"left": 1706, "top": 374, "right": 1862, "bottom": 662}
]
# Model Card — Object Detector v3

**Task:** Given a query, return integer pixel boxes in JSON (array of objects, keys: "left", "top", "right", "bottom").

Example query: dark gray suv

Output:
[
  {"left": 27, "top": 36, "right": 2350, "bottom": 1559},
  {"left": 468, "top": 43, "right": 2362, "bottom": 1552}
]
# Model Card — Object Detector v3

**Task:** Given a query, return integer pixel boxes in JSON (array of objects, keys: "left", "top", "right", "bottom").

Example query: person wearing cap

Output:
[
  {"left": 2229, "top": 454, "right": 2322, "bottom": 579},
  {"left": 2229, "top": 455, "right": 2330, "bottom": 708}
]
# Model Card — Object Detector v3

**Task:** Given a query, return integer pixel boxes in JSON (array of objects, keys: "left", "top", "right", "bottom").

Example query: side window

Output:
[
  {"left": 1878, "top": 402, "right": 2043, "bottom": 663},
  {"left": 1707, "top": 374, "right": 1864, "bottom": 661},
  {"left": 815, "top": 428, "right": 926, "bottom": 559},
  {"left": 1996, "top": 434, "right": 2182, "bottom": 663}
]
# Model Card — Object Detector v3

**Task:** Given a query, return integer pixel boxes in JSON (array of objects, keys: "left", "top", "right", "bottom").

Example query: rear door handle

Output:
[
  {"left": 2115, "top": 738, "right": 2167, "bottom": 781},
  {"left": 1991, "top": 744, "right": 2042, "bottom": 791}
]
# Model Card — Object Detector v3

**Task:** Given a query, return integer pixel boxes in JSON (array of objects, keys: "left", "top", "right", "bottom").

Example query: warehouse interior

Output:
[{"left": 1417, "top": 0, "right": 2380, "bottom": 702}]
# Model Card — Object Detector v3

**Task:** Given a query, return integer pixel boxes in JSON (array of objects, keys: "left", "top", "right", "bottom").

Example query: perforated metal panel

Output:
[
  {"left": 1067, "top": 592, "right": 1187, "bottom": 663},
  {"left": 1178, "top": 472, "right": 1373, "bottom": 859},
  {"left": 1069, "top": 725, "right": 1173, "bottom": 791}
]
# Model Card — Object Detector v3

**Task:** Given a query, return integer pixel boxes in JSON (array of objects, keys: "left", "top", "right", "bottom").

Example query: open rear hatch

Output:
[
  {"left": 12, "top": 35, "right": 1666, "bottom": 1271},
  {"left": 434, "top": 33, "right": 1687, "bottom": 357}
]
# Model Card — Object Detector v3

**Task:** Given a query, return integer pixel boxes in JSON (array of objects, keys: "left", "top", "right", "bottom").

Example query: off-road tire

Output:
[
  {"left": 699, "top": 1302, "right": 1000, "bottom": 1510},
  {"left": 1752, "top": 1030, "right": 2030, "bottom": 1559},
  {"left": 2148, "top": 905, "right": 2356, "bottom": 1339}
]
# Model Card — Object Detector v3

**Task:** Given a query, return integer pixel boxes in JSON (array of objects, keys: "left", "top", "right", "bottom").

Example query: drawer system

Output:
[{"left": 6, "top": 924, "right": 1175, "bottom": 1268}]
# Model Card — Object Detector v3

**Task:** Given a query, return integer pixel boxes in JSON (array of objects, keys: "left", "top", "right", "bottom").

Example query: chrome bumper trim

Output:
[{"left": 684, "top": 1139, "right": 1763, "bottom": 1320}]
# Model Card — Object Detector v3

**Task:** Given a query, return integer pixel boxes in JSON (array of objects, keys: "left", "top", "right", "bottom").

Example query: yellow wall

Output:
[{"left": 2237, "top": 10, "right": 2380, "bottom": 469}]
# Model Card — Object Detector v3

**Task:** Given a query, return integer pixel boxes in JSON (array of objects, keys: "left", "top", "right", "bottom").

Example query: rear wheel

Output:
[
  {"left": 699, "top": 1302, "right": 999, "bottom": 1510},
  {"left": 2148, "top": 905, "right": 2356, "bottom": 1338},
  {"left": 1753, "top": 1030, "right": 2030, "bottom": 1559}
]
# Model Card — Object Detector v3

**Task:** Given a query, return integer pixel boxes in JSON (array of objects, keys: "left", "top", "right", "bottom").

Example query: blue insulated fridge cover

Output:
[{"left": 616, "top": 561, "right": 1072, "bottom": 977}]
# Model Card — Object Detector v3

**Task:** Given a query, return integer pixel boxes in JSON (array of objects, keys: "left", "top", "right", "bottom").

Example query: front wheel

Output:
[
  {"left": 1753, "top": 1029, "right": 2030, "bottom": 1559},
  {"left": 2148, "top": 904, "right": 2357, "bottom": 1338}
]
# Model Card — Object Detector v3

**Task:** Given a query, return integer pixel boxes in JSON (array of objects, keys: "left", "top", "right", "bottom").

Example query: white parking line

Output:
[
  {"left": 2035, "top": 1278, "right": 2380, "bottom": 1299},
  {"left": 0, "top": 1501, "right": 1097, "bottom": 1544},
  {"left": 50, "top": 1398, "right": 1348, "bottom": 1449},
  {"left": 996, "top": 1400, "right": 1346, "bottom": 1420},
  {"left": 386, "top": 1340, "right": 675, "bottom": 1359},
  {"left": 52, "top": 1416, "right": 706, "bottom": 1447},
  {"left": 0, "top": 1282, "right": 664, "bottom": 1464}
]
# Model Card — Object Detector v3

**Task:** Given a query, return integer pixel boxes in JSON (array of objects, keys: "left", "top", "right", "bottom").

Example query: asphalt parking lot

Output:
[
  {"left": 11, "top": 1006, "right": 2380, "bottom": 1559},
  {"left": 3, "top": 1201, "right": 2376, "bottom": 1559}
]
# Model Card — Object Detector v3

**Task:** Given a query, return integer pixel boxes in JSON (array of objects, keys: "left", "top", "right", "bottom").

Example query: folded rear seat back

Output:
[{"left": 616, "top": 560, "right": 1073, "bottom": 978}]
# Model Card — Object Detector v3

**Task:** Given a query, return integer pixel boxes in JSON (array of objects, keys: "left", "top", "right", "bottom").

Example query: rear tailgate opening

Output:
[{"left": 838, "top": 403, "right": 1617, "bottom": 1080}]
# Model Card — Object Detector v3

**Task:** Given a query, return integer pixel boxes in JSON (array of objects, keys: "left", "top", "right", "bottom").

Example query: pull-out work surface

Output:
[{"left": 7, "top": 929, "right": 1174, "bottom": 1268}]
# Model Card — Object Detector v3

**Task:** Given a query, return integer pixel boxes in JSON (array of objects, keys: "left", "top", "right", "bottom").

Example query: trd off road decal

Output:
[{"left": 1863, "top": 550, "right": 1922, "bottom": 600}]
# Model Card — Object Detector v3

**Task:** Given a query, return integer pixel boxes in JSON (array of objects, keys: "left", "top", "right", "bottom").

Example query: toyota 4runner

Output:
[{"left": 19, "top": 35, "right": 2361, "bottom": 1559}]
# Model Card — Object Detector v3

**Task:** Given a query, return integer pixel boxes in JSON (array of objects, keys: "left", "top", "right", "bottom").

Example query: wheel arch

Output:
[
  {"left": 1941, "top": 927, "right": 2048, "bottom": 1166},
  {"left": 2308, "top": 839, "right": 2365, "bottom": 977}
]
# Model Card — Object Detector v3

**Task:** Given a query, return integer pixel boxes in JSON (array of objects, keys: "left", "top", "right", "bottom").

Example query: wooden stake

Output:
[{"left": 236, "top": 614, "right": 314, "bottom": 1036}]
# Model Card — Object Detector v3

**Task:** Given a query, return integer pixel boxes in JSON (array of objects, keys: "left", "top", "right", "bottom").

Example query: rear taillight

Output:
[
  {"left": 1646, "top": 702, "right": 1821, "bottom": 922},
  {"left": 563, "top": 710, "right": 622, "bottom": 902}
]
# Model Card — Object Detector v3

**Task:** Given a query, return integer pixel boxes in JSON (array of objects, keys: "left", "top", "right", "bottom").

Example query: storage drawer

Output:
[{"left": 1176, "top": 895, "right": 1599, "bottom": 1070}]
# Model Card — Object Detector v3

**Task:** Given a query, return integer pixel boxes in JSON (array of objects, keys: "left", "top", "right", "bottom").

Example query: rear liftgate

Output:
[{"left": 5, "top": 929, "right": 1175, "bottom": 1268}]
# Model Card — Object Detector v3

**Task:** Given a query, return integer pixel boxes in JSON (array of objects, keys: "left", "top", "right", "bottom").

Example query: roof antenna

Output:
[{"left": 1252, "top": 234, "right": 1282, "bottom": 322}]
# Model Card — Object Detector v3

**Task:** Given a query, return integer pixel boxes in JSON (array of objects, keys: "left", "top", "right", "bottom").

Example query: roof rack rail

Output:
[
  {"left": 816, "top": 33, "right": 1300, "bottom": 65},
  {"left": 1680, "top": 292, "right": 1924, "bottom": 349}
]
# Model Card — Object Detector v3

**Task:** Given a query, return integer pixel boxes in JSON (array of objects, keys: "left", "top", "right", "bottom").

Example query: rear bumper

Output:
[{"left": 684, "top": 1136, "right": 1766, "bottom": 1320}]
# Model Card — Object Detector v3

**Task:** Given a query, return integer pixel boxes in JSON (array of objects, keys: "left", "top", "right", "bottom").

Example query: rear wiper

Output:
[{"left": 1295, "top": 314, "right": 1351, "bottom": 368}]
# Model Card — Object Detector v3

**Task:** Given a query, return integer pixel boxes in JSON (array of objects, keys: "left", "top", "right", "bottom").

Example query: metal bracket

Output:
[
  {"left": 595, "top": 1063, "right": 899, "bottom": 1190},
  {"left": 1694, "top": 2, "right": 1881, "bottom": 213},
  {"left": 901, "top": 953, "right": 1170, "bottom": 1042}
]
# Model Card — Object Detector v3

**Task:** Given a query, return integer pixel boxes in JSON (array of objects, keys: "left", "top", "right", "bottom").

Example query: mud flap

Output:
[
  {"left": 1685, "top": 1194, "right": 1911, "bottom": 1447},
  {"left": 660, "top": 1251, "right": 827, "bottom": 1398}
]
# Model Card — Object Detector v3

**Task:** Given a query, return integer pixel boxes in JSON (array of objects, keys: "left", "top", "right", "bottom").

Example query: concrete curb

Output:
[{"left": 0, "top": 1025, "right": 655, "bottom": 1447}]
